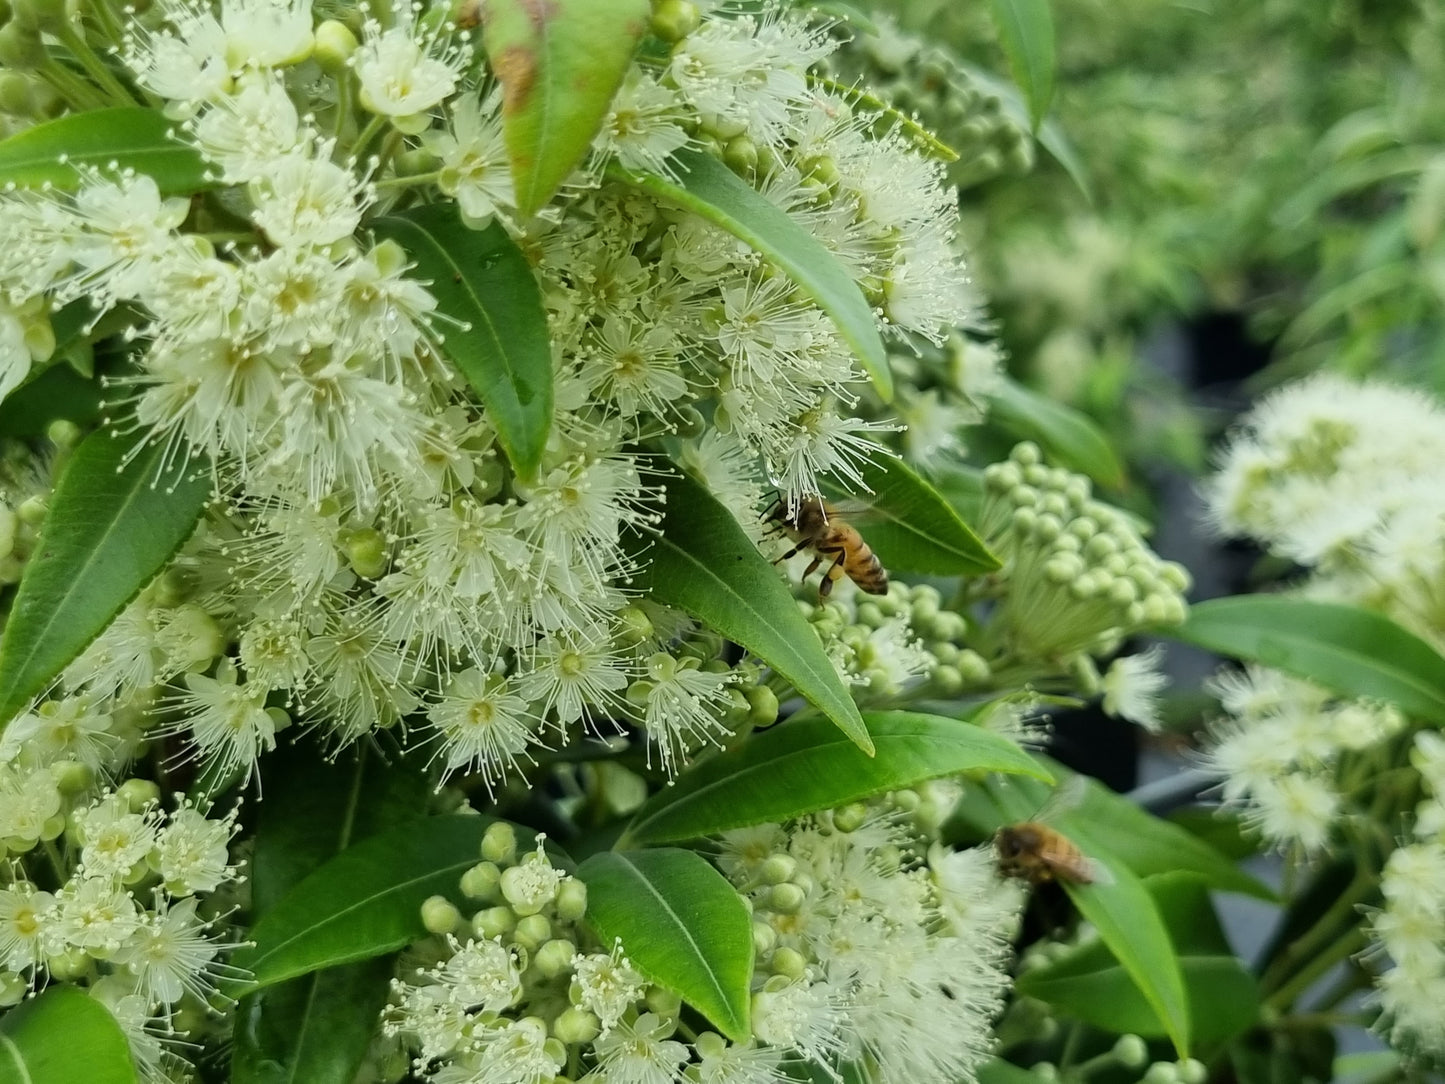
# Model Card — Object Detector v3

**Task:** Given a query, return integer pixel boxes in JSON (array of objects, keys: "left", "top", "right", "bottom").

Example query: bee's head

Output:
[{"left": 995, "top": 825, "right": 1036, "bottom": 858}]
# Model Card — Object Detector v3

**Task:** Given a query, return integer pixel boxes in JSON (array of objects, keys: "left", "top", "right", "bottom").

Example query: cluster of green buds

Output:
[
  {"left": 817, "top": 18, "right": 1034, "bottom": 190},
  {"left": 974, "top": 442, "right": 1190, "bottom": 663},
  {"left": 0, "top": 421, "right": 77, "bottom": 585},
  {"left": 388, "top": 821, "right": 672, "bottom": 1081},
  {"left": 801, "top": 581, "right": 991, "bottom": 701}
]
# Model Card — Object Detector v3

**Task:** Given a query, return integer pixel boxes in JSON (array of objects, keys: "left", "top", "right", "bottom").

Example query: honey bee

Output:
[
  {"left": 994, "top": 777, "right": 1109, "bottom": 887},
  {"left": 766, "top": 495, "right": 888, "bottom": 600}
]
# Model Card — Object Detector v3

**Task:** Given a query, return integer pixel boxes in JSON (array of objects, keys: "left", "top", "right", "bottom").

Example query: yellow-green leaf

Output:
[
  {"left": 0, "top": 107, "right": 210, "bottom": 193},
  {"left": 483, "top": 0, "right": 650, "bottom": 214}
]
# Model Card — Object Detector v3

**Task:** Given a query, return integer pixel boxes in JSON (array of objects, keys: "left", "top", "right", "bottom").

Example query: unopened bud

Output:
[
  {"left": 645, "top": 985, "right": 681, "bottom": 1017},
  {"left": 314, "top": 18, "right": 358, "bottom": 73},
  {"left": 512, "top": 913, "right": 551, "bottom": 951},
  {"left": 481, "top": 821, "right": 517, "bottom": 864},
  {"left": 532, "top": 938, "right": 576, "bottom": 979},
  {"left": 346, "top": 527, "right": 388, "bottom": 579},
  {"left": 769, "top": 946, "right": 806, "bottom": 981},
  {"left": 649, "top": 0, "right": 699, "bottom": 41},
  {"left": 472, "top": 905, "right": 515, "bottom": 940},
  {"left": 769, "top": 882, "right": 806, "bottom": 913},
  {"left": 555, "top": 878, "right": 587, "bottom": 922},
  {"left": 461, "top": 860, "right": 502, "bottom": 901},
  {"left": 117, "top": 778, "right": 160, "bottom": 812},
  {"left": 421, "top": 895, "right": 461, "bottom": 934},
  {"left": 553, "top": 1006, "right": 599, "bottom": 1044}
]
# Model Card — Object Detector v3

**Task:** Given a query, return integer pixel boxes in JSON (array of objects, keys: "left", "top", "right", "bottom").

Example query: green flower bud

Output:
[
  {"left": 744, "top": 685, "right": 779, "bottom": 728},
  {"left": 723, "top": 134, "right": 758, "bottom": 175},
  {"left": 1107, "top": 578, "right": 1139, "bottom": 607},
  {"left": 650, "top": 0, "right": 699, "bottom": 42},
  {"left": 47, "top": 948, "right": 92, "bottom": 981},
  {"left": 638, "top": 990, "right": 679, "bottom": 1026},
  {"left": 553, "top": 1006, "right": 600, "bottom": 1045},
  {"left": 513, "top": 913, "right": 551, "bottom": 950},
  {"left": 0, "top": 970, "right": 25, "bottom": 1007},
  {"left": 1177, "top": 1059, "right": 1207, "bottom": 1084},
  {"left": 472, "top": 905, "right": 515, "bottom": 940},
  {"left": 930, "top": 664, "right": 964, "bottom": 697},
  {"left": 45, "top": 419, "right": 82, "bottom": 449},
  {"left": 555, "top": 878, "right": 588, "bottom": 922},
  {"left": 770, "top": 946, "right": 807, "bottom": 981},
  {"left": 1113, "top": 1034, "right": 1148, "bottom": 1069},
  {"left": 481, "top": 821, "right": 517, "bottom": 864},
  {"left": 0, "top": 72, "right": 33, "bottom": 116},
  {"left": 461, "top": 860, "right": 502, "bottom": 901},
  {"left": 532, "top": 938, "right": 576, "bottom": 979},
  {"left": 346, "top": 527, "right": 389, "bottom": 579},
  {"left": 759, "top": 854, "right": 796, "bottom": 885},
  {"left": 615, "top": 604, "right": 653, "bottom": 647},
  {"left": 51, "top": 759, "right": 92, "bottom": 795},
  {"left": 957, "top": 649, "right": 990, "bottom": 684},
  {"left": 769, "top": 882, "right": 806, "bottom": 913},
  {"left": 314, "top": 18, "right": 358, "bottom": 74},
  {"left": 17, "top": 496, "right": 47, "bottom": 526},
  {"left": 832, "top": 801, "right": 868, "bottom": 833},
  {"left": 752, "top": 920, "right": 777, "bottom": 956},
  {"left": 117, "top": 778, "right": 160, "bottom": 812},
  {"left": 1011, "top": 442, "right": 1042, "bottom": 467},
  {"left": 421, "top": 895, "right": 461, "bottom": 934},
  {"left": 1029, "top": 1064, "right": 1058, "bottom": 1082},
  {"left": 854, "top": 601, "right": 884, "bottom": 628},
  {"left": 932, "top": 611, "right": 967, "bottom": 642}
]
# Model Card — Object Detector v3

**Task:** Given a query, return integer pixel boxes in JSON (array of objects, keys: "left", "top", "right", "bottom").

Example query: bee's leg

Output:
[
  {"left": 801, "top": 555, "right": 822, "bottom": 580},
  {"left": 818, "top": 548, "right": 847, "bottom": 599},
  {"left": 772, "top": 539, "right": 810, "bottom": 565}
]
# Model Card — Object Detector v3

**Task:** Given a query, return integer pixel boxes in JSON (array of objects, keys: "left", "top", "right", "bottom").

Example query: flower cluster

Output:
[
  {"left": 390, "top": 793, "right": 1020, "bottom": 1084},
  {"left": 1201, "top": 665, "right": 1405, "bottom": 852},
  {"left": 1372, "top": 731, "right": 1445, "bottom": 1059},
  {"left": 976, "top": 442, "right": 1190, "bottom": 662},
  {"left": 0, "top": 0, "right": 982, "bottom": 794},
  {"left": 0, "top": 783, "right": 241, "bottom": 1083}
]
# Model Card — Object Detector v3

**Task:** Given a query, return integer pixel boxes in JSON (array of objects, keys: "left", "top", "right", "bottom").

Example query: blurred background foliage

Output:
[{"left": 822, "top": 0, "right": 1445, "bottom": 487}]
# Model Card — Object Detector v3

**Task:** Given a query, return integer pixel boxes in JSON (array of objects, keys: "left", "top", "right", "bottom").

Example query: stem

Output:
[
  {"left": 41, "top": 838, "right": 68, "bottom": 885},
  {"left": 1057, "top": 1022, "right": 1084, "bottom": 1072},
  {"left": 1308, "top": 963, "right": 1373, "bottom": 1012},
  {"left": 36, "top": 58, "right": 109, "bottom": 111},
  {"left": 332, "top": 71, "right": 354, "bottom": 144},
  {"left": 1265, "top": 928, "right": 1370, "bottom": 1013},
  {"left": 351, "top": 113, "right": 389, "bottom": 160},
  {"left": 369, "top": 129, "right": 405, "bottom": 178},
  {"left": 1259, "top": 869, "right": 1375, "bottom": 995},
  {"left": 55, "top": 22, "right": 136, "bottom": 104},
  {"left": 374, "top": 170, "right": 444, "bottom": 190}
]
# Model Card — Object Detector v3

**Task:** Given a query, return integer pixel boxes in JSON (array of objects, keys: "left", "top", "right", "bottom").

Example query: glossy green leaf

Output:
[
  {"left": 1060, "top": 849, "right": 1190, "bottom": 1056},
  {"left": 0, "top": 430, "right": 210, "bottom": 728},
  {"left": 637, "top": 469, "right": 872, "bottom": 754},
  {"left": 234, "top": 815, "right": 559, "bottom": 991},
  {"left": 1019, "top": 874, "right": 1259, "bottom": 1044},
  {"left": 1171, "top": 595, "right": 1445, "bottom": 726},
  {"left": 613, "top": 150, "right": 891, "bottom": 400},
  {"left": 821, "top": 456, "right": 999, "bottom": 576},
  {"left": 988, "top": 378, "right": 1126, "bottom": 489},
  {"left": 578, "top": 849, "right": 753, "bottom": 1041},
  {"left": 233, "top": 743, "right": 433, "bottom": 1084},
  {"left": 373, "top": 206, "right": 552, "bottom": 479},
  {"left": 988, "top": 0, "right": 1056, "bottom": 129},
  {"left": 622, "top": 711, "right": 1050, "bottom": 846},
  {"left": 948, "top": 763, "right": 1272, "bottom": 899},
  {"left": 0, "top": 107, "right": 210, "bottom": 193},
  {"left": 0, "top": 985, "right": 138, "bottom": 1084},
  {"left": 483, "top": 0, "right": 649, "bottom": 214}
]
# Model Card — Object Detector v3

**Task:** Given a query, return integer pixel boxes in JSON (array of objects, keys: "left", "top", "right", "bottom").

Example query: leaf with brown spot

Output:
[{"left": 482, "top": 0, "right": 649, "bottom": 215}]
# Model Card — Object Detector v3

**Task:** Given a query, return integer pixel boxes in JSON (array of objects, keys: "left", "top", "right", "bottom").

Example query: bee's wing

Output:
[
  {"left": 1034, "top": 773, "right": 1089, "bottom": 825},
  {"left": 818, "top": 496, "right": 880, "bottom": 523},
  {"left": 1080, "top": 854, "right": 1115, "bottom": 887}
]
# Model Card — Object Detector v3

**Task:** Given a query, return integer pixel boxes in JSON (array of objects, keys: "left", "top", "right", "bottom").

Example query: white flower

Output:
[
  {"left": 1246, "top": 773, "right": 1340, "bottom": 852},
  {"left": 219, "top": 0, "right": 314, "bottom": 70},
  {"left": 435, "top": 937, "right": 523, "bottom": 1013},
  {"left": 425, "top": 669, "right": 544, "bottom": 790},
  {"left": 589, "top": 1012, "right": 689, "bottom": 1084},
  {"left": 153, "top": 805, "right": 239, "bottom": 896},
  {"left": 750, "top": 979, "right": 846, "bottom": 1066},
  {"left": 518, "top": 622, "right": 631, "bottom": 727},
  {"left": 928, "top": 843, "right": 1025, "bottom": 939},
  {"left": 113, "top": 896, "right": 225, "bottom": 1007},
  {"left": 0, "top": 762, "right": 63, "bottom": 850},
  {"left": 191, "top": 72, "right": 305, "bottom": 182},
  {"left": 46, "top": 877, "right": 143, "bottom": 955},
  {"left": 249, "top": 154, "right": 365, "bottom": 248},
  {"left": 1101, "top": 646, "right": 1170, "bottom": 731},
  {"left": 76, "top": 794, "right": 159, "bottom": 882},
  {"left": 64, "top": 176, "right": 190, "bottom": 307},
  {"left": 596, "top": 71, "right": 691, "bottom": 176},
  {"left": 423, "top": 89, "right": 514, "bottom": 223},
  {"left": 0, "top": 695, "right": 118, "bottom": 772},
  {"left": 0, "top": 881, "right": 54, "bottom": 972},
  {"left": 636, "top": 655, "right": 734, "bottom": 774},
  {"left": 172, "top": 669, "right": 280, "bottom": 785},
  {"left": 354, "top": 19, "right": 464, "bottom": 120},
  {"left": 693, "top": 1039, "right": 792, "bottom": 1084},
  {"left": 470, "top": 1016, "right": 565, "bottom": 1083},
  {"left": 124, "top": 12, "right": 232, "bottom": 108},
  {"left": 573, "top": 943, "right": 647, "bottom": 1033},
  {"left": 497, "top": 844, "right": 566, "bottom": 916}
]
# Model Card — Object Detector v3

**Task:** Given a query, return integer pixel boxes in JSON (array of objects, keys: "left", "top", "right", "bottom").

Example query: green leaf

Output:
[
  {"left": 1170, "top": 596, "right": 1445, "bottom": 726},
  {"left": 373, "top": 207, "right": 552, "bottom": 479},
  {"left": 0, "top": 430, "right": 210, "bottom": 728},
  {"left": 0, "top": 363, "right": 104, "bottom": 437},
  {"left": 622, "top": 710, "right": 1050, "bottom": 846},
  {"left": 948, "top": 763, "right": 1273, "bottom": 899},
  {"left": 612, "top": 150, "right": 891, "bottom": 400},
  {"left": 821, "top": 456, "right": 999, "bottom": 576},
  {"left": 577, "top": 848, "right": 753, "bottom": 1041},
  {"left": 988, "top": 378, "right": 1126, "bottom": 489},
  {"left": 0, "top": 107, "right": 210, "bottom": 193},
  {"left": 234, "top": 814, "right": 560, "bottom": 991},
  {"left": 0, "top": 985, "right": 138, "bottom": 1084},
  {"left": 483, "top": 0, "right": 650, "bottom": 214},
  {"left": 1061, "top": 849, "right": 1190, "bottom": 1056},
  {"left": 977, "top": 1058, "right": 1057, "bottom": 1084},
  {"left": 1019, "top": 874, "right": 1259, "bottom": 1045},
  {"left": 638, "top": 469, "right": 872, "bottom": 753},
  {"left": 987, "top": 0, "right": 1056, "bottom": 130},
  {"left": 232, "top": 743, "right": 434, "bottom": 1084}
]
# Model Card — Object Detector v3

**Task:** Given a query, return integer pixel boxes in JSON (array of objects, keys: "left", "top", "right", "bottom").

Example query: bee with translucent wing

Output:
[
  {"left": 764, "top": 494, "right": 889, "bottom": 601},
  {"left": 995, "top": 775, "right": 1114, "bottom": 887}
]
